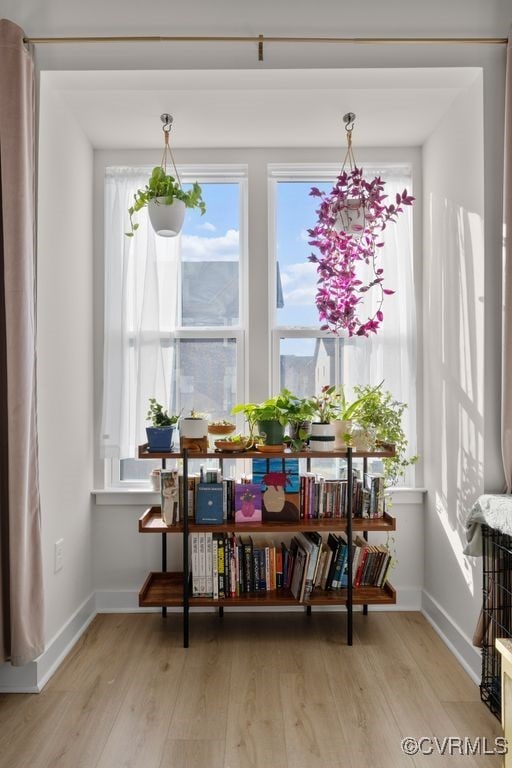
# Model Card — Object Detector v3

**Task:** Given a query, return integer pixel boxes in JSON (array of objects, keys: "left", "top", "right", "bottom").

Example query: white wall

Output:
[
  {"left": 422, "top": 73, "right": 489, "bottom": 677},
  {"left": 37, "top": 79, "right": 95, "bottom": 645}
]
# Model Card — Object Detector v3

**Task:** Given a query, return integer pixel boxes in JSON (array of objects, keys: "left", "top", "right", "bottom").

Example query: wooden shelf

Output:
[
  {"left": 139, "top": 506, "right": 396, "bottom": 534},
  {"left": 138, "top": 442, "right": 396, "bottom": 461},
  {"left": 139, "top": 572, "right": 183, "bottom": 607},
  {"left": 138, "top": 444, "right": 400, "bottom": 646},
  {"left": 138, "top": 571, "right": 396, "bottom": 608}
]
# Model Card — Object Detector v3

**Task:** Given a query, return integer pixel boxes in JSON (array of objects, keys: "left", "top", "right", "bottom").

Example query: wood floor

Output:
[{"left": 0, "top": 611, "right": 503, "bottom": 768}]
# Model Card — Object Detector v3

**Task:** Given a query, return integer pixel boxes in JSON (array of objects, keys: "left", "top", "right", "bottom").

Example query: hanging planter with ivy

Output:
[
  {"left": 126, "top": 113, "right": 206, "bottom": 238},
  {"left": 308, "top": 113, "right": 414, "bottom": 337}
]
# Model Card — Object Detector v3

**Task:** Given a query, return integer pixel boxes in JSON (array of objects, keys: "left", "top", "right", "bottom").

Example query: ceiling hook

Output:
[
  {"left": 160, "top": 113, "right": 173, "bottom": 133},
  {"left": 343, "top": 112, "right": 356, "bottom": 133}
]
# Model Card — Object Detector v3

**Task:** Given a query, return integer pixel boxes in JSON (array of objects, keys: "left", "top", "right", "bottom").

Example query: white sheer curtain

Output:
[
  {"left": 101, "top": 167, "right": 179, "bottom": 459},
  {"left": 343, "top": 168, "right": 417, "bottom": 468}
]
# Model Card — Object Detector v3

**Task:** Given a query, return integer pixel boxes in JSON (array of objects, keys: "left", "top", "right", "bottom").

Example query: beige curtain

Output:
[
  {"left": 503, "top": 32, "right": 512, "bottom": 492},
  {"left": 0, "top": 19, "right": 44, "bottom": 666}
]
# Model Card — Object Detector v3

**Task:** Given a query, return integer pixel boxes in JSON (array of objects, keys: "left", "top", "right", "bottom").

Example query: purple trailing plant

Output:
[{"left": 308, "top": 166, "right": 414, "bottom": 337}]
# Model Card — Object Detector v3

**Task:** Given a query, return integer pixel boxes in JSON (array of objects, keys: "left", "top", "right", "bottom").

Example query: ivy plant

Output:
[{"left": 126, "top": 166, "right": 206, "bottom": 237}]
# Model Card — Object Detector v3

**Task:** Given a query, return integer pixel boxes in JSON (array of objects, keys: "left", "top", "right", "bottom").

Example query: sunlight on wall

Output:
[{"left": 435, "top": 491, "right": 475, "bottom": 595}]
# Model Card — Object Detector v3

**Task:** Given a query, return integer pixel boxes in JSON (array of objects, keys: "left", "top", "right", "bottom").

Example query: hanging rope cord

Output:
[
  {"left": 160, "top": 117, "right": 182, "bottom": 188},
  {"left": 341, "top": 112, "right": 357, "bottom": 172}
]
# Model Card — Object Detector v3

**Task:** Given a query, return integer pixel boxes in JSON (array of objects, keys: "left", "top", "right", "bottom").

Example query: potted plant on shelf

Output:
[
  {"left": 279, "top": 389, "right": 315, "bottom": 451},
  {"left": 309, "top": 385, "right": 340, "bottom": 451},
  {"left": 351, "top": 384, "right": 418, "bottom": 485},
  {"left": 232, "top": 393, "right": 289, "bottom": 446},
  {"left": 332, "top": 381, "right": 384, "bottom": 449},
  {"left": 146, "top": 398, "right": 180, "bottom": 452}
]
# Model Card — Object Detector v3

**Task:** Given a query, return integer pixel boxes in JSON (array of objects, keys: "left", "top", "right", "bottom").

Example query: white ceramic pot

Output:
[
  {"left": 179, "top": 416, "right": 208, "bottom": 439},
  {"left": 332, "top": 198, "right": 365, "bottom": 234},
  {"left": 148, "top": 197, "right": 186, "bottom": 237},
  {"left": 333, "top": 419, "right": 353, "bottom": 450},
  {"left": 309, "top": 422, "right": 336, "bottom": 452}
]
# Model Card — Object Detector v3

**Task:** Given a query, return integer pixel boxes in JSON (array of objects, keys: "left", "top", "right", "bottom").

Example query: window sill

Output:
[
  {"left": 92, "top": 487, "right": 426, "bottom": 507},
  {"left": 92, "top": 489, "right": 160, "bottom": 506}
]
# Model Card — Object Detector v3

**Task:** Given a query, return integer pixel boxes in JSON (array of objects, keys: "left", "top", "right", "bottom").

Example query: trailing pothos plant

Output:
[
  {"left": 308, "top": 167, "right": 414, "bottom": 337},
  {"left": 126, "top": 166, "right": 206, "bottom": 237}
]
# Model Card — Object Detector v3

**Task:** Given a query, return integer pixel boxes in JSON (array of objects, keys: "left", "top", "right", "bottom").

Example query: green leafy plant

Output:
[
  {"left": 232, "top": 393, "right": 292, "bottom": 441},
  {"left": 146, "top": 398, "right": 180, "bottom": 427},
  {"left": 336, "top": 381, "right": 384, "bottom": 420},
  {"left": 352, "top": 384, "right": 417, "bottom": 485},
  {"left": 278, "top": 388, "right": 316, "bottom": 423},
  {"left": 310, "top": 385, "right": 340, "bottom": 423},
  {"left": 126, "top": 166, "right": 206, "bottom": 237}
]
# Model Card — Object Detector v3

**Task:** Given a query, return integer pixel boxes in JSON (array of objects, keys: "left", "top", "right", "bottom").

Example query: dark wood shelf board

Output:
[
  {"left": 139, "top": 572, "right": 183, "bottom": 606},
  {"left": 139, "top": 507, "right": 396, "bottom": 534},
  {"left": 138, "top": 442, "right": 396, "bottom": 460},
  {"left": 139, "top": 572, "right": 396, "bottom": 608}
]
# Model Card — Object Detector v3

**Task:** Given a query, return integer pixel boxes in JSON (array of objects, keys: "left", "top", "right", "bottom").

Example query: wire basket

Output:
[{"left": 480, "top": 524, "right": 512, "bottom": 718}]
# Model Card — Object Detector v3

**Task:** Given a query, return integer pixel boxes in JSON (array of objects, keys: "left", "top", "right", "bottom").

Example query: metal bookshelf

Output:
[{"left": 137, "top": 445, "right": 397, "bottom": 647}]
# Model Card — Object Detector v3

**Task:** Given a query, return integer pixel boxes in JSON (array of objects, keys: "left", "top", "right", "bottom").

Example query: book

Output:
[
  {"left": 191, "top": 532, "right": 201, "bottom": 596},
  {"left": 235, "top": 483, "right": 263, "bottom": 523},
  {"left": 290, "top": 537, "right": 309, "bottom": 601},
  {"left": 195, "top": 482, "right": 224, "bottom": 524},
  {"left": 253, "top": 458, "right": 300, "bottom": 521},
  {"left": 212, "top": 534, "right": 219, "bottom": 599},
  {"left": 217, "top": 533, "right": 226, "bottom": 598},
  {"left": 364, "top": 472, "right": 385, "bottom": 518},
  {"left": 241, "top": 535, "right": 254, "bottom": 593},
  {"left": 295, "top": 531, "right": 322, "bottom": 601},
  {"left": 205, "top": 532, "right": 213, "bottom": 596},
  {"left": 161, "top": 468, "right": 179, "bottom": 525},
  {"left": 198, "top": 532, "right": 207, "bottom": 595}
]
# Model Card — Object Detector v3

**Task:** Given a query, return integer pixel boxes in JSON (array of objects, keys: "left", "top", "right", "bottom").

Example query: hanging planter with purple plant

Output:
[{"left": 308, "top": 113, "right": 414, "bottom": 337}]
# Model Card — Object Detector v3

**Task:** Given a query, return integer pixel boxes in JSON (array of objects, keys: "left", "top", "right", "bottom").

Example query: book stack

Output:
[{"left": 190, "top": 532, "right": 281, "bottom": 597}]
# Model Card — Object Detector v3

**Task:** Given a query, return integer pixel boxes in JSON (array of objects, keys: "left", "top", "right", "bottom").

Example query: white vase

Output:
[
  {"left": 179, "top": 416, "right": 208, "bottom": 439},
  {"left": 309, "top": 422, "right": 336, "bottom": 452},
  {"left": 333, "top": 419, "right": 353, "bottom": 450},
  {"left": 148, "top": 197, "right": 186, "bottom": 237}
]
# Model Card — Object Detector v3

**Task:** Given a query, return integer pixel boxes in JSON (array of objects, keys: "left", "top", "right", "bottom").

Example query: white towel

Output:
[{"left": 464, "top": 494, "right": 512, "bottom": 556}]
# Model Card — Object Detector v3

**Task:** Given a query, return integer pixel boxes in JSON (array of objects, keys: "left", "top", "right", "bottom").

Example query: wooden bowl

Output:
[{"left": 208, "top": 423, "right": 236, "bottom": 435}]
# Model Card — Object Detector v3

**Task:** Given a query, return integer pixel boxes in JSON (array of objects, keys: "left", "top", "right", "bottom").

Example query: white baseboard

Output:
[
  {"left": 421, "top": 589, "right": 481, "bottom": 684},
  {"left": 0, "top": 592, "right": 97, "bottom": 694}
]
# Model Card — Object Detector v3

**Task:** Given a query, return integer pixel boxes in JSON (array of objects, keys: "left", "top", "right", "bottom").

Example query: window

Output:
[
  {"left": 101, "top": 166, "right": 246, "bottom": 484},
  {"left": 270, "top": 164, "right": 417, "bottom": 483},
  {"left": 100, "top": 156, "right": 417, "bottom": 487}
]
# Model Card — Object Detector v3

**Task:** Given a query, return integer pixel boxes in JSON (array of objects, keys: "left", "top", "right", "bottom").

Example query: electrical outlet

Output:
[{"left": 54, "top": 539, "right": 64, "bottom": 573}]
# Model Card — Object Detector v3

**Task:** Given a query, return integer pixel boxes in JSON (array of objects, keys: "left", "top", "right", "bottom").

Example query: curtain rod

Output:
[{"left": 24, "top": 34, "right": 508, "bottom": 45}]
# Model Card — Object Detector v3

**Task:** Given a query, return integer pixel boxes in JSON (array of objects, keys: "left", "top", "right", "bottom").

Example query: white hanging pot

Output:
[
  {"left": 332, "top": 198, "right": 365, "bottom": 234},
  {"left": 148, "top": 197, "right": 186, "bottom": 237}
]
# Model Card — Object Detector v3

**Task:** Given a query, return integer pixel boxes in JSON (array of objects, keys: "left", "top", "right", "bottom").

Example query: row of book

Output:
[
  {"left": 300, "top": 472, "right": 385, "bottom": 519},
  {"left": 162, "top": 467, "right": 386, "bottom": 525},
  {"left": 190, "top": 531, "right": 393, "bottom": 601}
]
